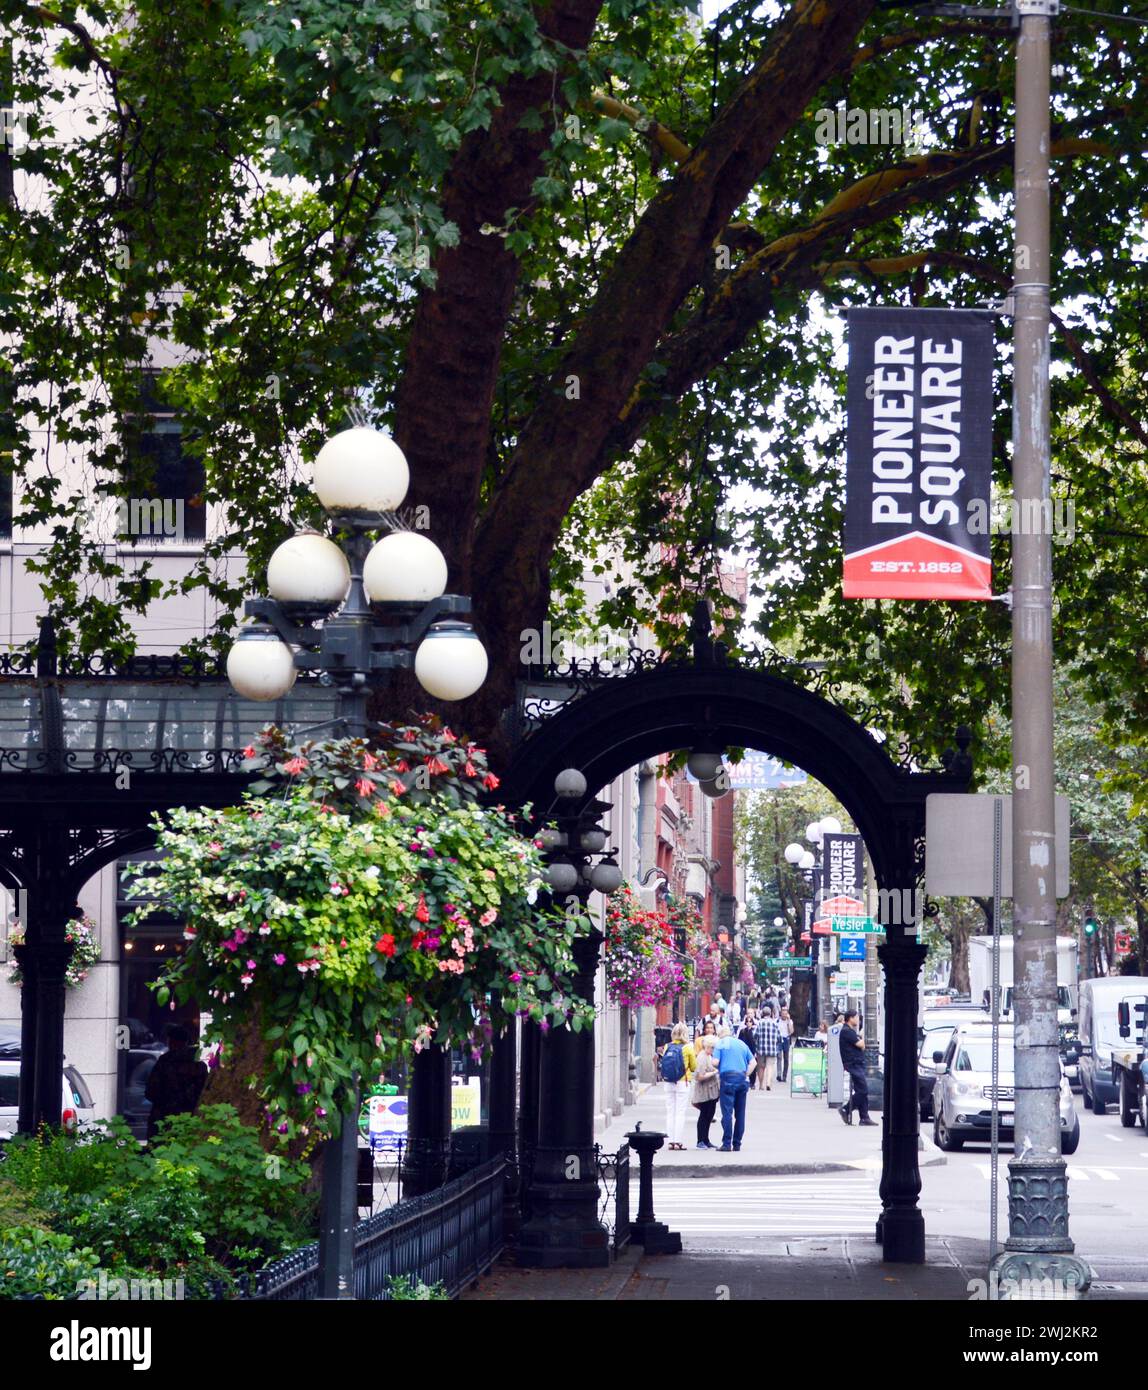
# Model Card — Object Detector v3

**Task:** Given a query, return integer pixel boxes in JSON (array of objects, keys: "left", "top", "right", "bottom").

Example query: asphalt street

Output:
[
  {"left": 919, "top": 1095, "right": 1148, "bottom": 1292},
  {"left": 633, "top": 1085, "right": 1148, "bottom": 1291}
]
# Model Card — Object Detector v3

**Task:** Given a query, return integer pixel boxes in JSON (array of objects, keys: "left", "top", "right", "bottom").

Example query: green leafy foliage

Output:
[
  {"left": 124, "top": 778, "right": 592, "bottom": 1139},
  {"left": 0, "top": 1227, "right": 100, "bottom": 1300},
  {"left": 0, "top": 1108, "right": 313, "bottom": 1293}
]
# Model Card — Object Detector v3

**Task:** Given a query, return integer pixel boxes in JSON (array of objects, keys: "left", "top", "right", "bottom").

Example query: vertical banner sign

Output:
[
  {"left": 843, "top": 307, "right": 995, "bottom": 599},
  {"left": 822, "top": 832, "right": 864, "bottom": 907}
]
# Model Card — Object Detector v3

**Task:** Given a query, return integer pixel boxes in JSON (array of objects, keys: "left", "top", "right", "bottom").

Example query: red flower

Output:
[
  {"left": 355, "top": 777, "right": 375, "bottom": 798},
  {"left": 395, "top": 760, "right": 410, "bottom": 773},
  {"left": 242, "top": 744, "right": 257, "bottom": 759},
  {"left": 390, "top": 780, "right": 406, "bottom": 796},
  {"left": 483, "top": 773, "right": 500, "bottom": 790},
  {"left": 416, "top": 894, "right": 431, "bottom": 924},
  {"left": 425, "top": 756, "right": 449, "bottom": 775},
  {"left": 464, "top": 762, "right": 477, "bottom": 778},
  {"left": 375, "top": 935, "right": 396, "bottom": 957},
  {"left": 411, "top": 930, "right": 427, "bottom": 950}
]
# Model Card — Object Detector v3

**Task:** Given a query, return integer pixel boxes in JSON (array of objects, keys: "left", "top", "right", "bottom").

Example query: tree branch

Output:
[
  {"left": 393, "top": 0, "right": 607, "bottom": 589},
  {"left": 475, "top": 0, "right": 879, "bottom": 634},
  {"left": 589, "top": 91, "right": 691, "bottom": 164}
]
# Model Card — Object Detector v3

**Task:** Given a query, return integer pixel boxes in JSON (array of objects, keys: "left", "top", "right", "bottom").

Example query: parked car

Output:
[
  {"left": 918, "top": 1020, "right": 959, "bottom": 1121},
  {"left": 931, "top": 1020, "right": 1079, "bottom": 1154},
  {"left": 0, "top": 1058, "right": 97, "bottom": 1136}
]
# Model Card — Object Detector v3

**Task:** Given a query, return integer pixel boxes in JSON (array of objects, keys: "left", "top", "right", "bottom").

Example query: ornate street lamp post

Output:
[
  {"left": 225, "top": 425, "right": 488, "bottom": 1300},
  {"left": 518, "top": 768, "right": 623, "bottom": 1266}
]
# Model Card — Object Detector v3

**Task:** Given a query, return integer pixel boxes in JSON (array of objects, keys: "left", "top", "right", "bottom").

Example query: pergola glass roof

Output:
[{"left": 0, "top": 679, "right": 340, "bottom": 773}]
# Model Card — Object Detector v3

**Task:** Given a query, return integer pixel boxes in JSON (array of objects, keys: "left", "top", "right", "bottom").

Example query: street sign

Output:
[
  {"left": 839, "top": 934, "right": 867, "bottom": 962},
  {"left": 764, "top": 956, "right": 806, "bottom": 969},
  {"left": 831, "top": 916, "right": 880, "bottom": 933},
  {"left": 1116, "top": 933, "right": 1132, "bottom": 958},
  {"left": 925, "top": 793, "right": 1070, "bottom": 898}
]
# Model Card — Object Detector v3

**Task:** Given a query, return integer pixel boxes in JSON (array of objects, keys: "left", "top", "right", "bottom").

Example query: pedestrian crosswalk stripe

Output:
[{"left": 643, "top": 1175, "right": 882, "bottom": 1236}]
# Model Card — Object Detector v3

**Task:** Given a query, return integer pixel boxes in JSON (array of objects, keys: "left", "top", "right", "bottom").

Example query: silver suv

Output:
[{"left": 932, "top": 1021, "right": 1079, "bottom": 1154}]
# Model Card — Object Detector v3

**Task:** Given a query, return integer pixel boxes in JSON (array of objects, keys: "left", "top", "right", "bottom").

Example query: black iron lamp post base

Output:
[
  {"left": 516, "top": 1161, "right": 611, "bottom": 1269},
  {"left": 989, "top": 1157, "right": 1092, "bottom": 1298}
]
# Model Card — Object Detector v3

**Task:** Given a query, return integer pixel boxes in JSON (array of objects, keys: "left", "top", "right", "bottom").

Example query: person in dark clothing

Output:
[
  {"left": 144, "top": 1024, "right": 208, "bottom": 1142},
  {"left": 838, "top": 1010, "right": 875, "bottom": 1125}
]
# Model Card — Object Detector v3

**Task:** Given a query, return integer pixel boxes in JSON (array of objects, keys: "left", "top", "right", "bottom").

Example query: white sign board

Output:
[{"left": 925, "top": 794, "right": 1069, "bottom": 899}]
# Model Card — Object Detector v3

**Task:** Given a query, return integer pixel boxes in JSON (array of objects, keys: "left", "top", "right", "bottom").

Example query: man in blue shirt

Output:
[{"left": 714, "top": 1027, "right": 756, "bottom": 1151}]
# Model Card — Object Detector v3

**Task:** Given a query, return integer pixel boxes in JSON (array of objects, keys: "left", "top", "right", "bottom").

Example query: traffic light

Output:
[{"left": 1084, "top": 918, "right": 1098, "bottom": 937}]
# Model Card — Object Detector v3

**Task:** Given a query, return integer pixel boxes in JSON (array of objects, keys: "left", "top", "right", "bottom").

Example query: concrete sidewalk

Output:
[
  {"left": 462, "top": 1234, "right": 985, "bottom": 1301},
  {"left": 594, "top": 1077, "right": 944, "bottom": 1177}
]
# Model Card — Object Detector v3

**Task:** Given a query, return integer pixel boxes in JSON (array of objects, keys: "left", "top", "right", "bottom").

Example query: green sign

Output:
[
  {"left": 790, "top": 1046, "right": 826, "bottom": 1097},
  {"left": 830, "top": 916, "right": 882, "bottom": 934},
  {"left": 764, "top": 956, "right": 807, "bottom": 969}
]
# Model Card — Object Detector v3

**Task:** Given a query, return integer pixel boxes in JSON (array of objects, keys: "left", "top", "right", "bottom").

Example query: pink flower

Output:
[
  {"left": 258, "top": 922, "right": 272, "bottom": 935},
  {"left": 480, "top": 909, "right": 497, "bottom": 927},
  {"left": 283, "top": 756, "right": 309, "bottom": 775},
  {"left": 356, "top": 777, "right": 375, "bottom": 798},
  {"left": 247, "top": 959, "right": 257, "bottom": 969},
  {"left": 363, "top": 752, "right": 379, "bottom": 771},
  {"left": 509, "top": 972, "right": 522, "bottom": 983},
  {"left": 183, "top": 927, "right": 197, "bottom": 940},
  {"left": 240, "top": 974, "right": 254, "bottom": 986},
  {"left": 222, "top": 940, "right": 238, "bottom": 952},
  {"left": 242, "top": 744, "right": 257, "bottom": 759},
  {"left": 273, "top": 953, "right": 286, "bottom": 965}
]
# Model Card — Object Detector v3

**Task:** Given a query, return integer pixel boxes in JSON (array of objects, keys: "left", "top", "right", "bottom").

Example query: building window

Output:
[{"left": 119, "top": 373, "right": 206, "bottom": 543}]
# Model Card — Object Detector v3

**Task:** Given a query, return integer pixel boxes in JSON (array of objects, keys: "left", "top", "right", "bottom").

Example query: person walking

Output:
[
  {"left": 714, "top": 1025, "right": 756, "bottom": 1151},
  {"left": 737, "top": 1012, "right": 757, "bottom": 1055},
  {"left": 691, "top": 1035, "right": 721, "bottom": 1149},
  {"left": 144, "top": 1023, "right": 208, "bottom": 1142},
  {"left": 752, "top": 1007, "right": 781, "bottom": 1090},
  {"left": 838, "top": 1009, "right": 876, "bottom": 1126},
  {"left": 777, "top": 1007, "right": 795, "bottom": 1083},
  {"left": 662, "top": 1022, "right": 696, "bottom": 1150}
]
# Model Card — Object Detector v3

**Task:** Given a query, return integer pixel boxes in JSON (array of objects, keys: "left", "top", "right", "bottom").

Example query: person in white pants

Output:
[{"left": 662, "top": 1022, "right": 696, "bottom": 1150}]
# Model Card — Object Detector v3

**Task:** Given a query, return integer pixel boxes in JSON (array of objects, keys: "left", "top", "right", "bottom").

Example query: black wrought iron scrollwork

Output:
[{"left": 516, "top": 637, "right": 949, "bottom": 771}]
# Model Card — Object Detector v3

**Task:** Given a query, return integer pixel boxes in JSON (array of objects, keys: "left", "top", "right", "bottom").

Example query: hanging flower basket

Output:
[
  {"left": 604, "top": 884, "right": 693, "bottom": 1008},
  {"left": 7, "top": 915, "right": 101, "bottom": 990}
]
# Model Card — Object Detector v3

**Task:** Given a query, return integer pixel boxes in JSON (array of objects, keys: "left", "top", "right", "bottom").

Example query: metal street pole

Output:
[{"left": 992, "top": 0, "right": 1089, "bottom": 1300}]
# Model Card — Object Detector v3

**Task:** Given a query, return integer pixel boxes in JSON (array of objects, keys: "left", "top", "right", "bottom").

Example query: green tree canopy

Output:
[{"left": 4, "top": 0, "right": 1148, "bottom": 758}]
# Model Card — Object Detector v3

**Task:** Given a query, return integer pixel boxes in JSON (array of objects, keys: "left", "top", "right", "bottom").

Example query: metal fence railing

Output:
[
  {"left": 220, "top": 1155, "right": 507, "bottom": 1301},
  {"left": 594, "top": 1142, "right": 631, "bottom": 1252}
]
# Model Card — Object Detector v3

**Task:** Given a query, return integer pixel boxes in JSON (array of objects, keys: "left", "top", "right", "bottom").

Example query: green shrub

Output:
[
  {"left": 0, "top": 1227, "right": 99, "bottom": 1300},
  {"left": 149, "top": 1105, "right": 316, "bottom": 1266},
  {"left": 386, "top": 1273, "right": 450, "bottom": 1301},
  {"left": 40, "top": 1164, "right": 206, "bottom": 1275},
  {"left": 0, "top": 1120, "right": 144, "bottom": 1198},
  {"left": 0, "top": 1105, "right": 315, "bottom": 1286},
  {"left": 0, "top": 1179, "right": 51, "bottom": 1234}
]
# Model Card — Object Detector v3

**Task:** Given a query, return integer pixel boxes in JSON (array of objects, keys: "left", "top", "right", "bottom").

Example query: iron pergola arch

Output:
[{"left": 498, "top": 625, "right": 972, "bottom": 1266}]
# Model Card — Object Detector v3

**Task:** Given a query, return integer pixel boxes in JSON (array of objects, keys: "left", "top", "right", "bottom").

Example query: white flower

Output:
[{"left": 365, "top": 865, "right": 380, "bottom": 879}]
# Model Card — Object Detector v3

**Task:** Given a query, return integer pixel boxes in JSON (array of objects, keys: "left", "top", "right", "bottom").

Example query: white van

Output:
[{"left": 1078, "top": 976, "right": 1148, "bottom": 1114}]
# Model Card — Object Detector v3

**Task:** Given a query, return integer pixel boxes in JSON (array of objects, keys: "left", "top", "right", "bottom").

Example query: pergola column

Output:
[
  {"left": 876, "top": 938, "right": 927, "bottom": 1263},
  {"left": 517, "top": 927, "right": 609, "bottom": 1268},
  {"left": 401, "top": 1043, "right": 452, "bottom": 1196},
  {"left": 13, "top": 844, "right": 80, "bottom": 1134}
]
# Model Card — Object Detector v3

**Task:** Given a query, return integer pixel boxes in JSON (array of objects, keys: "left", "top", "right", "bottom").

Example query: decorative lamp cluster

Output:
[
  {"left": 542, "top": 768, "right": 623, "bottom": 896},
  {"left": 225, "top": 428, "right": 487, "bottom": 703}
]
